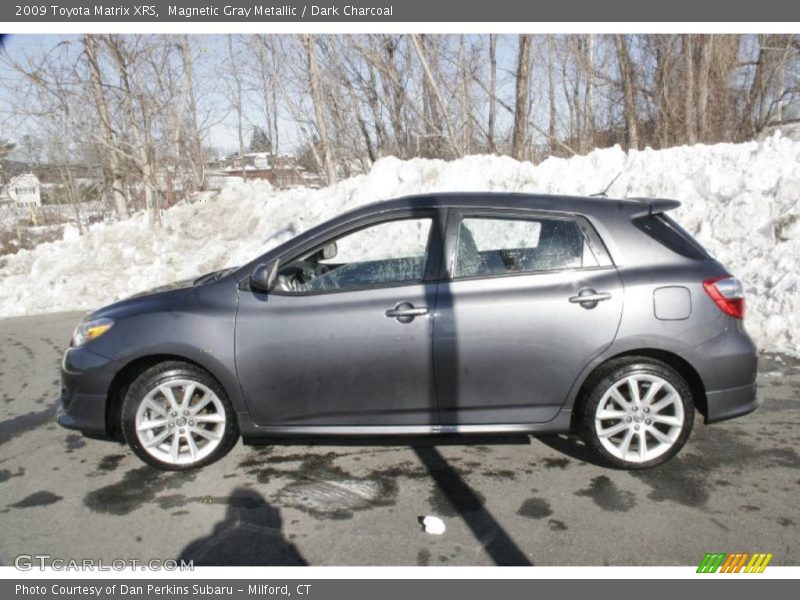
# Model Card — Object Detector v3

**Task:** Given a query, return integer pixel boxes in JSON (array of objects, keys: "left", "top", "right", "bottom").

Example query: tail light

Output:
[{"left": 703, "top": 276, "right": 745, "bottom": 319}]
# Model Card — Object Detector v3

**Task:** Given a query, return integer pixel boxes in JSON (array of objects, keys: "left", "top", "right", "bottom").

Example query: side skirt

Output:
[{"left": 237, "top": 409, "right": 573, "bottom": 444}]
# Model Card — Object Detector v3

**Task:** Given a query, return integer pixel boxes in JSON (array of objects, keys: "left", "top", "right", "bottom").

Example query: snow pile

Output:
[{"left": 0, "top": 135, "right": 798, "bottom": 355}]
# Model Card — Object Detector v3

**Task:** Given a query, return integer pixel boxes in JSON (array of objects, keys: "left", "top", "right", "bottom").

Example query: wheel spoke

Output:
[
  {"left": 137, "top": 418, "right": 168, "bottom": 432},
  {"left": 169, "top": 433, "right": 180, "bottom": 462},
  {"left": 637, "top": 431, "right": 647, "bottom": 460},
  {"left": 185, "top": 433, "right": 198, "bottom": 460},
  {"left": 649, "top": 394, "right": 678, "bottom": 413},
  {"left": 143, "top": 398, "right": 168, "bottom": 417},
  {"left": 160, "top": 385, "right": 180, "bottom": 412},
  {"left": 189, "top": 394, "right": 214, "bottom": 415},
  {"left": 598, "top": 421, "right": 629, "bottom": 438},
  {"left": 597, "top": 408, "right": 627, "bottom": 420},
  {"left": 641, "top": 380, "right": 665, "bottom": 405},
  {"left": 181, "top": 384, "right": 197, "bottom": 410},
  {"left": 648, "top": 426, "right": 674, "bottom": 445},
  {"left": 627, "top": 377, "right": 641, "bottom": 403},
  {"left": 192, "top": 427, "right": 221, "bottom": 441},
  {"left": 652, "top": 414, "right": 683, "bottom": 427},
  {"left": 145, "top": 428, "right": 171, "bottom": 448},
  {"left": 618, "top": 428, "right": 635, "bottom": 456},
  {"left": 609, "top": 388, "right": 631, "bottom": 410},
  {"left": 194, "top": 413, "right": 225, "bottom": 424}
]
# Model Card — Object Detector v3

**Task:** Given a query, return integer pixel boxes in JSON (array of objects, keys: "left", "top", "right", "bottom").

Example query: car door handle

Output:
[
  {"left": 569, "top": 289, "right": 611, "bottom": 308},
  {"left": 385, "top": 302, "right": 429, "bottom": 323}
]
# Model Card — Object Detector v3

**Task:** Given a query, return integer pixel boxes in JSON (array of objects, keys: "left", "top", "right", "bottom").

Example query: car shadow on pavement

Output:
[
  {"left": 536, "top": 434, "right": 608, "bottom": 467},
  {"left": 178, "top": 487, "right": 307, "bottom": 566},
  {"left": 413, "top": 446, "right": 532, "bottom": 566}
]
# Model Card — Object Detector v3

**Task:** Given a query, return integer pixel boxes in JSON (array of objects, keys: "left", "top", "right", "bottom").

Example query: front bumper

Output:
[{"left": 57, "top": 346, "right": 122, "bottom": 437}]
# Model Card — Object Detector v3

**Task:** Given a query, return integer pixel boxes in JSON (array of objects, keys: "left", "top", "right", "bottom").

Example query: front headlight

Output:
[{"left": 72, "top": 317, "right": 114, "bottom": 347}]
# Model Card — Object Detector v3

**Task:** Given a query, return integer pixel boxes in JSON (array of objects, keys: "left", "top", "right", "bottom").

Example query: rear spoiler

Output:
[{"left": 628, "top": 197, "right": 681, "bottom": 216}]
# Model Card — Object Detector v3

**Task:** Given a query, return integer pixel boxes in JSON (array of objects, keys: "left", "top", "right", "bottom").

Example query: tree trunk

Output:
[
  {"left": 614, "top": 34, "right": 639, "bottom": 151},
  {"left": 696, "top": 35, "right": 713, "bottom": 142},
  {"left": 547, "top": 37, "right": 557, "bottom": 153},
  {"left": 303, "top": 35, "right": 337, "bottom": 185},
  {"left": 487, "top": 34, "right": 497, "bottom": 153},
  {"left": 411, "top": 34, "right": 461, "bottom": 158},
  {"left": 83, "top": 34, "right": 128, "bottom": 219},
  {"left": 583, "top": 34, "right": 595, "bottom": 152},
  {"left": 511, "top": 34, "right": 532, "bottom": 161},
  {"left": 683, "top": 35, "right": 697, "bottom": 144},
  {"left": 227, "top": 36, "right": 247, "bottom": 182}
]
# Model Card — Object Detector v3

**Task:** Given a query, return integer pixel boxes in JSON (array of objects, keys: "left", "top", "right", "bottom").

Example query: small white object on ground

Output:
[{"left": 422, "top": 515, "right": 446, "bottom": 535}]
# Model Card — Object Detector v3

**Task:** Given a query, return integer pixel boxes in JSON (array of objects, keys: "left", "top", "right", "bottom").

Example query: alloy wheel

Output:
[
  {"left": 134, "top": 378, "right": 226, "bottom": 466},
  {"left": 594, "top": 374, "right": 685, "bottom": 464}
]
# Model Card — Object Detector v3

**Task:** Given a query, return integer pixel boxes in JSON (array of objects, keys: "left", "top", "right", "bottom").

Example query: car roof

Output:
[{"left": 339, "top": 192, "right": 680, "bottom": 221}]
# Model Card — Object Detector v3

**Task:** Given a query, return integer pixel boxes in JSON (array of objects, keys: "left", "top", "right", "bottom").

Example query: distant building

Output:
[
  {"left": 214, "top": 152, "right": 311, "bottom": 189},
  {"left": 0, "top": 173, "right": 41, "bottom": 208}
]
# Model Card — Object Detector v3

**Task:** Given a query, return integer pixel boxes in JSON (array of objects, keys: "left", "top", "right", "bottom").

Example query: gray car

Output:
[{"left": 57, "top": 193, "right": 758, "bottom": 470}]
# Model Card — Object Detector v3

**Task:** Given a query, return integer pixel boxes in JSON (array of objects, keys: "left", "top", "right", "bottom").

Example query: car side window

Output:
[
  {"left": 454, "top": 215, "right": 598, "bottom": 278},
  {"left": 275, "top": 217, "right": 433, "bottom": 293}
]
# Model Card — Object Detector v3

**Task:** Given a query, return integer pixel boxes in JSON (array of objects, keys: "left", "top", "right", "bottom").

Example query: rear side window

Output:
[
  {"left": 633, "top": 214, "right": 711, "bottom": 259},
  {"left": 454, "top": 215, "right": 599, "bottom": 278}
]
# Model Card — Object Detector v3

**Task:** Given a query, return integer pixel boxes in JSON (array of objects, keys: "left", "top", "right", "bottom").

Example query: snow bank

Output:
[{"left": 0, "top": 135, "right": 798, "bottom": 355}]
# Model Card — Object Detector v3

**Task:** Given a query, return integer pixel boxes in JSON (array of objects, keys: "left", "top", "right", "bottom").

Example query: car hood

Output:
[
  {"left": 87, "top": 268, "right": 238, "bottom": 321},
  {"left": 126, "top": 277, "right": 197, "bottom": 299}
]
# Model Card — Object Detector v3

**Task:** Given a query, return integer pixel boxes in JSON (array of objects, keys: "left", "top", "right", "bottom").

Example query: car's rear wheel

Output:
[
  {"left": 121, "top": 361, "right": 239, "bottom": 470},
  {"left": 578, "top": 357, "right": 694, "bottom": 469}
]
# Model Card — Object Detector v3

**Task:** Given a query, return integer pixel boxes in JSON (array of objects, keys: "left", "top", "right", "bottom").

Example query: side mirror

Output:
[
  {"left": 250, "top": 260, "right": 279, "bottom": 292},
  {"left": 321, "top": 241, "right": 337, "bottom": 260}
]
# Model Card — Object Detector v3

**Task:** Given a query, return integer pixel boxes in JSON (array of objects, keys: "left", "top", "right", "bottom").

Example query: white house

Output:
[{"left": 1, "top": 173, "right": 42, "bottom": 208}]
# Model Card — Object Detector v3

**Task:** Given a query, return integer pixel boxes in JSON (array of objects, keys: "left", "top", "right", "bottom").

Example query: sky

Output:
[
  {"left": 0, "top": 33, "right": 524, "bottom": 161},
  {"left": 0, "top": 33, "right": 295, "bottom": 156}
]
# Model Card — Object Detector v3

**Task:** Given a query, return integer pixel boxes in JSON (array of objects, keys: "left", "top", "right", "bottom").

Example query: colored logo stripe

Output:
[
  {"left": 720, "top": 553, "right": 749, "bottom": 573},
  {"left": 697, "top": 552, "right": 773, "bottom": 573},
  {"left": 745, "top": 553, "right": 773, "bottom": 573},
  {"left": 697, "top": 553, "right": 726, "bottom": 573}
]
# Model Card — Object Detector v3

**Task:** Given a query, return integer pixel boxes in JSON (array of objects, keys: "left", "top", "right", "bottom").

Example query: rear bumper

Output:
[
  {"left": 679, "top": 323, "right": 759, "bottom": 424},
  {"left": 705, "top": 382, "right": 760, "bottom": 423},
  {"left": 57, "top": 346, "right": 121, "bottom": 437}
]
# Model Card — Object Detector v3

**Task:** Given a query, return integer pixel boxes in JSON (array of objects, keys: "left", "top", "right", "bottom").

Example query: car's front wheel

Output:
[
  {"left": 121, "top": 361, "right": 239, "bottom": 470},
  {"left": 578, "top": 357, "right": 694, "bottom": 469}
]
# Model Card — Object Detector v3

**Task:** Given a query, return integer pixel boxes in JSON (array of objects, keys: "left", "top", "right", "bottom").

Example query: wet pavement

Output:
[{"left": 0, "top": 311, "right": 798, "bottom": 566}]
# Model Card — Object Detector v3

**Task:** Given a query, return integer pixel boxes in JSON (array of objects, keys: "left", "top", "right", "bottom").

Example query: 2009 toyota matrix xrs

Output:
[{"left": 57, "top": 193, "right": 759, "bottom": 470}]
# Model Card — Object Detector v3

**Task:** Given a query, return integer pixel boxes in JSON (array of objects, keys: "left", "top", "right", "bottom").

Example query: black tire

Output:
[
  {"left": 121, "top": 361, "right": 239, "bottom": 471},
  {"left": 577, "top": 356, "right": 694, "bottom": 470}
]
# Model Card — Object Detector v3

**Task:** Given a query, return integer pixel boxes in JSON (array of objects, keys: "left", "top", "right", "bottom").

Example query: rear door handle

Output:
[
  {"left": 569, "top": 289, "right": 611, "bottom": 308},
  {"left": 385, "top": 302, "right": 429, "bottom": 323}
]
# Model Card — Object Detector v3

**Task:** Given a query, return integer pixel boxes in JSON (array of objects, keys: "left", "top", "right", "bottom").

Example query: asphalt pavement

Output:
[{"left": 0, "top": 311, "right": 798, "bottom": 566}]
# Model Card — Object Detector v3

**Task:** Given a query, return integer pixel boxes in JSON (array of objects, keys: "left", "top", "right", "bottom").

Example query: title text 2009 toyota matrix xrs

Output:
[{"left": 57, "top": 193, "right": 758, "bottom": 470}]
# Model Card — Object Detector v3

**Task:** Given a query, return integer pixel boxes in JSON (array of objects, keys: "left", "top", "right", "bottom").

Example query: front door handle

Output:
[
  {"left": 569, "top": 289, "right": 611, "bottom": 309},
  {"left": 385, "top": 302, "right": 429, "bottom": 323}
]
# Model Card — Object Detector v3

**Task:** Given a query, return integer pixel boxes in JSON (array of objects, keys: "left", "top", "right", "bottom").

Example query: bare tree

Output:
[
  {"left": 303, "top": 34, "right": 338, "bottom": 185},
  {"left": 83, "top": 35, "right": 128, "bottom": 219},
  {"left": 614, "top": 34, "right": 639, "bottom": 150},
  {"left": 511, "top": 34, "right": 532, "bottom": 160}
]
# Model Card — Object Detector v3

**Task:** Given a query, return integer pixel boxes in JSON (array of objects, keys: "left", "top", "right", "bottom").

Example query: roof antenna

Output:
[{"left": 590, "top": 171, "right": 622, "bottom": 198}]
